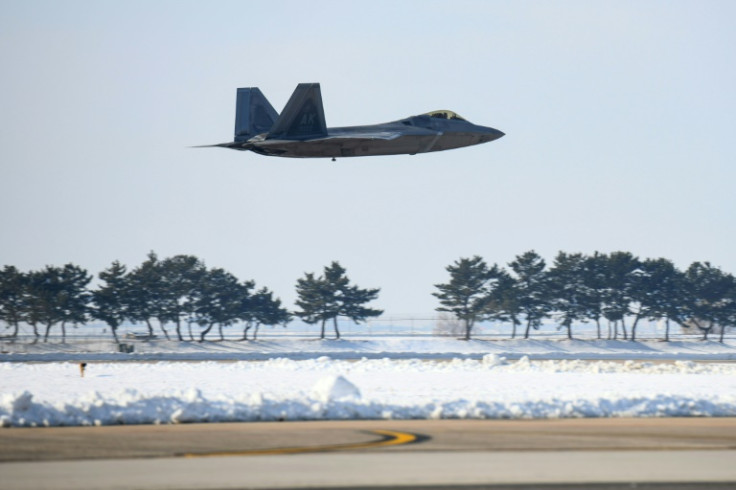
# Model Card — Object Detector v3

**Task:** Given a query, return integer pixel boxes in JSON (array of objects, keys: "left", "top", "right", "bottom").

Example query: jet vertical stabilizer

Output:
[
  {"left": 234, "top": 88, "right": 279, "bottom": 142},
  {"left": 267, "top": 83, "right": 327, "bottom": 140}
]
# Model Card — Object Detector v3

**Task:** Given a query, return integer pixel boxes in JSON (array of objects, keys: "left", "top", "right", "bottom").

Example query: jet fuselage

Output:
[
  {"left": 243, "top": 117, "right": 503, "bottom": 158},
  {"left": 204, "top": 84, "right": 504, "bottom": 159}
]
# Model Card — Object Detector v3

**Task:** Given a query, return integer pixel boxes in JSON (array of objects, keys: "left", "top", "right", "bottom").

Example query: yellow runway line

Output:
[{"left": 183, "top": 430, "right": 418, "bottom": 458}]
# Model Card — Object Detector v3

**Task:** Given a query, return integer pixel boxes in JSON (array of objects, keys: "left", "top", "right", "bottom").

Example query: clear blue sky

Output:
[{"left": 2, "top": 1, "right": 735, "bottom": 316}]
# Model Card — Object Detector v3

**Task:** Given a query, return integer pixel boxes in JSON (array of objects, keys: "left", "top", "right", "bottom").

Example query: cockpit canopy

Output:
[
  {"left": 400, "top": 110, "right": 470, "bottom": 128},
  {"left": 423, "top": 110, "right": 466, "bottom": 121}
]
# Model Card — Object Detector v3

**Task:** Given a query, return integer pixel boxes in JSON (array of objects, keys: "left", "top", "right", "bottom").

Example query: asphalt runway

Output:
[{"left": 1, "top": 418, "right": 736, "bottom": 489}]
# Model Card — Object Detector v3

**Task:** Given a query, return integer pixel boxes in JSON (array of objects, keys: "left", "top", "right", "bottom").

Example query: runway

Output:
[{"left": 1, "top": 418, "right": 735, "bottom": 489}]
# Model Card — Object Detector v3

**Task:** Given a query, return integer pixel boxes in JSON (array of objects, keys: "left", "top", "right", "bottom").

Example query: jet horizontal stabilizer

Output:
[{"left": 191, "top": 142, "right": 253, "bottom": 151}]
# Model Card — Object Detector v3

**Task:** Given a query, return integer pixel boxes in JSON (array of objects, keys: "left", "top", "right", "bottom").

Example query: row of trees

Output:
[
  {"left": 434, "top": 251, "right": 736, "bottom": 342},
  {"left": 0, "top": 254, "right": 382, "bottom": 343},
  {"left": 3, "top": 249, "right": 735, "bottom": 343}
]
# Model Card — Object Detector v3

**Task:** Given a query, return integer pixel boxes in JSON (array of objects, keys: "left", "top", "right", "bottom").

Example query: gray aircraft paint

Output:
[
  {"left": 233, "top": 87, "right": 279, "bottom": 143},
  {"left": 205, "top": 83, "right": 504, "bottom": 158}
]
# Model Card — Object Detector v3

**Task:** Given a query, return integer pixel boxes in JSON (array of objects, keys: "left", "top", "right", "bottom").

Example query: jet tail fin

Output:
[
  {"left": 267, "top": 83, "right": 327, "bottom": 140},
  {"left": 234, "top": 88, "right": 279, "bottom": 142}
]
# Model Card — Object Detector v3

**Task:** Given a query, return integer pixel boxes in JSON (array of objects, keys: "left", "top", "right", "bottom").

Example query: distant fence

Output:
[{"left": 1, "top": 316, "right": 730, "bottom": 348}]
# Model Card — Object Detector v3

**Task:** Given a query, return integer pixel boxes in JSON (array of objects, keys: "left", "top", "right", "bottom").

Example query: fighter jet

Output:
[{"left": 203, "top": 83, "right": 504, "bottom": 159}]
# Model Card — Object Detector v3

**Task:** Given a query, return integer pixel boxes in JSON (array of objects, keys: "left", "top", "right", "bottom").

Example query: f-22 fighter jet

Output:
[{"left": 204, "top": 83, "right": 504, "bottom": 159}]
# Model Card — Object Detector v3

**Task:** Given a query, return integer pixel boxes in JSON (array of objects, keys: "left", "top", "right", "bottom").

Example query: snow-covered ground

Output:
[
  {"left": 2, "top": 337, "right": 736, "bottom": 362},
  {"left": 2, "top": 338, "right": 735, "bottom": 427},
  {"left": 2, "top": 352, "right": 736, "bottom": 427}
]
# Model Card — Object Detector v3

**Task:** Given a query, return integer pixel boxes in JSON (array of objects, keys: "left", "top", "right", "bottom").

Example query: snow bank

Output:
[
  {"left": 311, "top": 375, "right": 361, "bottom": 403},
  {"left": 1, "top": 358, "right": 735, "bottom": 427}
]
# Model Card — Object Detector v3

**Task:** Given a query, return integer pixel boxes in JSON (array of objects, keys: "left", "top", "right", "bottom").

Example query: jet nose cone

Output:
[{"left": 479, "top": 126, "right": 505, "bottom": 143}]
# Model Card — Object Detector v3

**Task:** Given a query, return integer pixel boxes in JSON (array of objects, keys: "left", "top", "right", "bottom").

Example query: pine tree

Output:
[
  {"left": 91, "top": 261, "right": 129, "bottom": 343},
  {"left": 56, "top": 264, "right": 92, "bottom": 342},
  {"left": 158, "top": 255, "right": 206, "bottom": 341},
  {"left": 248, "top": 287, "right": 292, "bottom": 340},
  {"left": 549, "top": 252, "right": 588, "bottom": 340},
  {"left": 433, "top": 256, "right": 493, "bottom": 340},
  {"left": 295, "top": 272, "right": 333, "bottom": 339},
  {"left": 26, "top": 266, "right": 63, "bottom": 342},
  {"left": 235, "top": 280, "right": 256, "bottom": 340},
  {"left": 26, "top": 264, "right": 91, "bottom": 343},
  {"left": 490, "top": 269, "right": 523, "bottom": 338},
  {"left": 340, "top": 283, "right": 382, "bottom": 335},
  {"left": 581, "top": 252, "right": 608, "bottom": 339},
  {"left": 509, "top": 251, "right": 551, "bottom": 339},
  {"left": 601, "top": 251, "right": 639, "bottom": 340},
  {"left": 193, "top": 268, "right": 242, "bottom": 342},
  {"left": 627, "top": 258, "right": 683, "bottom": 341},
  {"left": 0, "top": 266, "right": 27, "bottom": 339},
  {"left": 127, "top": 252, "right": 168, "bottom": 339},
  {"left": 683, "top": 262, "right": 733, "bottom": 340},
  {"left": 718, "top": 278, "right": 736, "bottom": 343},
  {"left": 295, "top": 262, "right": 381, "bottom": 339}
]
